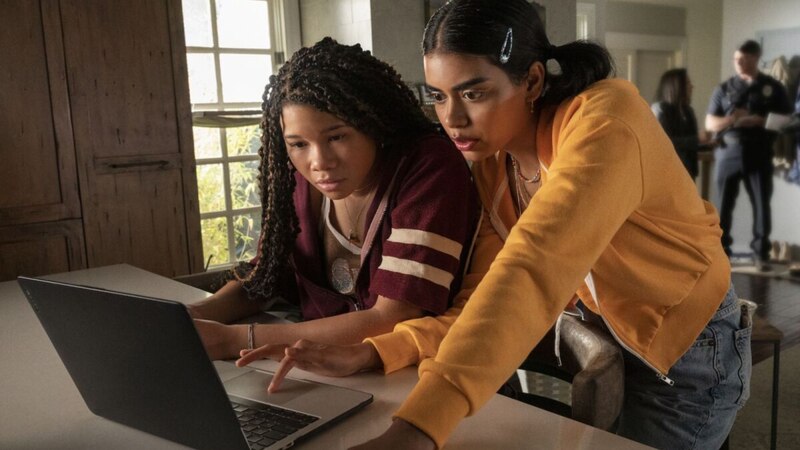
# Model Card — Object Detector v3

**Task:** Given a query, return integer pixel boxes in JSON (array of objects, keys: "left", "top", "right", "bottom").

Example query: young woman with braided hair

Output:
[
  {"left": 239, "top": 1, "right": 751, "bottom": 449},
  {"left": 190, "top": 38, "right": 479, "bottom": 366}
]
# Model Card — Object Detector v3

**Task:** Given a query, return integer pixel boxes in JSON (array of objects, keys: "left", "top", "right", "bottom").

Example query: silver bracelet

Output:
[{"left": 247, "top": 323, "right": 255, "bottom": 350}]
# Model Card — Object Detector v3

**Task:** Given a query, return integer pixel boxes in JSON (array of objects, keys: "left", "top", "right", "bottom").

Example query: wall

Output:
[
  {"left": 578, "top": 0, "right": 608, "bottom": 44},
  {"left": 297, "top": 0, "right": 424, "bottom": 83},
  {"left": 720, "top": 0, "right": 800, "bottom": 73},
  {"left": 601, "top": 0, "right": 721, "bottom": 129},
  {"left": 719, "top": 0, "right": 800, "bottom": 254},
  {"left": 299, "top": 0, "right": 372, "bottom": 50},
  {"left": 606, "top": 1, "right": 684, "bottom": 36},
  {"left": 538, "top": 0, "right": 578, "bottom": 46},
  {"left": 683, "top": 0, "right": 722, "bottom": 121},
  {"left": 370, "top": 0, "right": 425, "bottom": 83}
]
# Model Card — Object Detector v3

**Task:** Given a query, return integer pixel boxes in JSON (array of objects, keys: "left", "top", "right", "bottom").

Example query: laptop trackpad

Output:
[{"left": 224, "top": 369, "right": 317, "bottom": 407}]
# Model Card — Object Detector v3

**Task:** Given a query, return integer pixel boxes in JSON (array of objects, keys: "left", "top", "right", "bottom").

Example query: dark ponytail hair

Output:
[
  {"left": 655, "top": 68, "right": 690, "bottom": 107},
  {"left": 423, "top": 0, "right": 614, "bottom": 105},
  {"left": 235, "top": 37, "right": 434, "bottom": 301}
]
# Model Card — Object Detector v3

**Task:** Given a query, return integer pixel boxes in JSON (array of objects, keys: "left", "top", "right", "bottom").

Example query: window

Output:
[{"left": 182, "top": 0, "right": 286, "bottom": 269}]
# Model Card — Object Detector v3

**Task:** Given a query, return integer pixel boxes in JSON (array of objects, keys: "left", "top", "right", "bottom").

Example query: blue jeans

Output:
[{"left": 615, "top": 285, "right": 752, "bottom": 450}]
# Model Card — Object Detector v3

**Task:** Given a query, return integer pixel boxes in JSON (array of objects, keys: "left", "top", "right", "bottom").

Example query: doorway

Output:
[
  {"left": 637, "top": 50, "right": 676, "bottom": 102},
  {"left": 606, "top": 32, "right": 686, "bottom": 102}
]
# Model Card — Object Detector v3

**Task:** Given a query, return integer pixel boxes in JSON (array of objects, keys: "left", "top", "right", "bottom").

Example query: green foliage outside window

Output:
[
  {"left": 201, "top": 217, "right": 229, "bottom": 268},
  {"left": 227, "top": 124, "right": 261, "bottom": 156},
  {"left": 197, "top": 163, "right": 225, "bottom": 213},
  {"left": 195, "top": 125, "right": 262, "bottom": 267},
  {"left": 233, "top": 212, "right": 261, "bottom": 261}
]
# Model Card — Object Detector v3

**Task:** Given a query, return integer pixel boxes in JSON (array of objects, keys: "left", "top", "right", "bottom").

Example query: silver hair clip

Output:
[{"left": 499, "top": 27, "right": 513, "bottom": 64}]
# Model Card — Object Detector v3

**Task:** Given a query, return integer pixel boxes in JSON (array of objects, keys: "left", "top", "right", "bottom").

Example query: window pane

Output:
[
  {"left": 233, "top": 211, "right": 262, "bottom": 261},
  {"left": 197, "top": 163, "right": 226, "bottom": 213},
  {"left": 186, "top": 53, "right": 218, "bottom": 103},
  {"left": 193, "top": 126, "right": 223, "bottom": 159},
  {"left": 226, "top": 125, "right": 261, "bottom": 156},
  {"left": 230, "top": 160, "right": 260, "bottom": 210},
  {"left": 216, "top": 0, "right": 270, "bottom": 49},
  {"left": 183, "top": 0, "right": 213, "bottom": 47},
  {"left": 201, "top": 217, "right": 230, "bottom": 266},
  {"left": 220, "top": 54, "right": 271, "bottom": 103}
]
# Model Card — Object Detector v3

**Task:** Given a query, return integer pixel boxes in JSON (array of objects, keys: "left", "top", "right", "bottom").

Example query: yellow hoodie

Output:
[{"left": 390, "top": 79, "right": 731, "bottom": 448}]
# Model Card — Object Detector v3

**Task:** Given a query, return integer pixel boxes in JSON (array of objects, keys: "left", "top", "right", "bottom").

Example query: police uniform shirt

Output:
[{"left": 707, "top": 73, "right": 792, "bottom": 163}]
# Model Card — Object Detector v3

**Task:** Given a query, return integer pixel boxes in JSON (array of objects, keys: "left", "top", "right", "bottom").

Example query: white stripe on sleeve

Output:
[
  {"left": 386, "top": 228, "right": 462, "bottom": 260},
  {"left": 377, "top": 256, "right": 454, "bottom": 289}
]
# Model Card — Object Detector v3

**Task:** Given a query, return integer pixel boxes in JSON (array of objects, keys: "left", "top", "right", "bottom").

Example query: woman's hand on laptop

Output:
[
  {"left": 193, "top": 319, "right": 247, "bottom": 360},
  {"left": 235, "top": 340, "right": 382, "bottom": 392}
]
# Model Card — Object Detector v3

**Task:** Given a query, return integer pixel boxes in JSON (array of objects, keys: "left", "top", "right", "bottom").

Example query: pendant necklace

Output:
[{"left": 341, "top": 190, "right": 374, "bottom": 243}]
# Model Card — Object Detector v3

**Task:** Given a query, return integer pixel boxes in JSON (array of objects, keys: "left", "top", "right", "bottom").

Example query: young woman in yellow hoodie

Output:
[{"left": 237, "top": 1, "right": 751, "bottom": 449}]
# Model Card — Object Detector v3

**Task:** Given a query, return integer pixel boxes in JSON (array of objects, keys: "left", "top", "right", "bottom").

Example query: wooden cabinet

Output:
[{"left": 0, "top": 0, "right": 203, "bottom": 281}]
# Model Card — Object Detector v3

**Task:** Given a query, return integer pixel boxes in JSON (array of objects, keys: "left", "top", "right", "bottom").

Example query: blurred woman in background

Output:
[{"left": 652, "top": 68, "right": 701, "bottom": 179}]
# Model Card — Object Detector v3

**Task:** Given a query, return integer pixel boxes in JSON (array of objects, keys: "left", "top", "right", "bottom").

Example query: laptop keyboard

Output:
[{"left": 232, "top": 401, "right": 319, "bottom": 450}]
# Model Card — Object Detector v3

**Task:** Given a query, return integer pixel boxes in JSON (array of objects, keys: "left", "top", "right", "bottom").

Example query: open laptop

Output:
[{"left": 18, "top": 276, "right": 373, "bottom": 450}]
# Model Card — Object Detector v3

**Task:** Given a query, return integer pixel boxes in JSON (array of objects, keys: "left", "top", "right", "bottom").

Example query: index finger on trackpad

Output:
[{"left": 224, "top": 369, "right": 315, "bottom": 405}]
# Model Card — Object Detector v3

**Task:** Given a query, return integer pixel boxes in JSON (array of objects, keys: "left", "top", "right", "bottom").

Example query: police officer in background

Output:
[{"left": 706, "top": 40, "right": 792, "bottom": 270}]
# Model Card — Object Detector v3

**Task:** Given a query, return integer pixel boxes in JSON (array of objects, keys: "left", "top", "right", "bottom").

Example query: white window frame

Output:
[{"left": 186, "top": 0, "right": 284, "bottom": 268}]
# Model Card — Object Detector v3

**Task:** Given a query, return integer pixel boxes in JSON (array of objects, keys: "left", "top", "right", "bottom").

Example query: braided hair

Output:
[{"left": 236, "top": 37, "right": 434, "bottom": 302}]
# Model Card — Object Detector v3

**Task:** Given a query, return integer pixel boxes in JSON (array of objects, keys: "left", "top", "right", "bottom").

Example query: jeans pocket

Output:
[{"left": 734, "top": 324, "right": 753, "bottom": 407}]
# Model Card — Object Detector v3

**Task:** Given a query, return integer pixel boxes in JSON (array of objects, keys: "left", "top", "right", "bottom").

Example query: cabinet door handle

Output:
[
  {"left": 107, "top": 160, "right": 169, "bottom": 169},
  {"left": 94, "top": 155, "right": 181, "bottom": 174}
]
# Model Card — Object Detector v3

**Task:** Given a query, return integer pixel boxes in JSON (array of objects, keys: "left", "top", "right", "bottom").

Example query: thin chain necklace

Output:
[
  {"left": 341, "top": 190, "right": 374, "bottom": 243},
  {"left": 510, "top": 155, "right": 541, "bottom": 184},
  {"left": 510, "top": 155, "right": 541, "bottom": 215}
]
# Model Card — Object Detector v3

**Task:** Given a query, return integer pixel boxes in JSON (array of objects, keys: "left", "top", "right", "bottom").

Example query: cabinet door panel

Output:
[
  {"left": 60, "top": 0, "right": 181, "bottom": 159},
  {"left": 86, "top": 169, "right": 189, "bottom": 277},
  {"left": 0, "top": 220, "right": 86, "bottom": 281},
  {"left": 0, "top": 0, "right": 80, "bottom": 226},
  {"left": 59, "top": 0, "right": 202, "bottom": 276}
]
